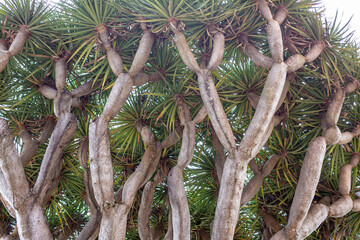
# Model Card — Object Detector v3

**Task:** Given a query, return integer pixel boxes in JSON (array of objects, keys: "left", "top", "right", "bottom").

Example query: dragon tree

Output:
[{"left": 0, "top": 0, "right": 360, "bottom": 239}]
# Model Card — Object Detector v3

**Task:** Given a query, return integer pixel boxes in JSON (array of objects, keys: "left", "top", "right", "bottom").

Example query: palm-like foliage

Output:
[{"left": 0, "top": 0, "right": 359, "bottom": 239}]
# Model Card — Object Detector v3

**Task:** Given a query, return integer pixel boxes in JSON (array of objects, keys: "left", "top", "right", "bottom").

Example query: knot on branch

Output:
[
  {"left": 96, "top": 24, "right": 111, "bottom": 49},
  {"left": 174, "top": 94, "right": 184, "bottom": 106},
  {"left": 274, "top": 6, "right": 288, "bottom": 24},
  {"left": 57, "top": 51, "right": 72, "bottom": 61},
  {"left": 206, "top": 23, "right": 220, "bottom": 35},
  {"left": 200, "top": 54, "right": 211, "bottom": 67},
  {"left": 134, "top": 118, "right": 146, "bottom": 130},
  {"left": 54, "top": 92, "right": 72, "bottom": 118},
  {"left": 0, "top": 39, "right": 9, "bottom": 49},
  {"left": 344, "top": 76, "right": 359, "bottom": 93},
  {"left": 102, "top": 201, "right": 115, "bottom": 210},
  {"left": 352, "top": 125, "right": 360, "bottom": 136},
  {"left": 138, "top": 17, "right": 149, "bottom": 32},
  {"left": 324, "top": 125, "right": 341, "bottom": 145},
  {"left": 134, "top": 118, "right": 155, "bottom": 145},
  {"left": 236, "top": 33, "right": 249, "bottom": 45},
  {"left": 168, "top": 18, "right": 185, "bottom": 33}
]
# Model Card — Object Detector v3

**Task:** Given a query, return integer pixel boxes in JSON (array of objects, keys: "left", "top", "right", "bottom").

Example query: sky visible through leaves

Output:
[{"left": 0, "top": 0, "right": 358, "bottom": 41}]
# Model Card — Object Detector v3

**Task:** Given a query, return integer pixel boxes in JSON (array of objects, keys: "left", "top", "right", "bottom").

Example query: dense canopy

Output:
[{"left": 0, "top": 0, "right": 360, "bottom": 239}]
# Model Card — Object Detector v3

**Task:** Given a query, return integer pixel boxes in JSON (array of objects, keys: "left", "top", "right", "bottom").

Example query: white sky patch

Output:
[
  {"left": 0, "top": 0, "right": 358, "bottom": 42},
  {"left": 321, "top": 0, "right": 360, "bottom": 43}
]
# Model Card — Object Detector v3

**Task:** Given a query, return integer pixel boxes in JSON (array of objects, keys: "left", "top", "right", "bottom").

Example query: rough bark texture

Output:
[
  {"left": 241, "top": 154, "right": 282, "bottom": 205},
  {"left": 198, "top": 69, "right": 236, "bottom": 153},
  {"left": 138, "top": 163, "right": 168, "bottom": 240},
  {"left": 0, "top": 26, "right": 29, "bottom": 72},
  {"left": 285, "top": 137, "right": 327, "bottom": 238},
  {"left": 0, "top": 119, "right": 54, "bottom": 240}
]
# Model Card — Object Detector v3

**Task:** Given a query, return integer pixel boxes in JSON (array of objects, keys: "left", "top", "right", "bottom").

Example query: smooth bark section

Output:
[
  {"left": 33, "top": 112, "right": 77, "bottom": 203},
  {"left": 131, "top": 150, "right": 161, "bottom": 189},
  {"left": 246, "top": 87, "right": 288, "bottom": 152},
  {"left": 8, "top": 26, "right": 30, "bottom": 56},
  {"left": 193, "top": 105, "right": 208, "bottom": 124},
  {"left": 71, "top": 79, "right": 101, "bottom": 97},
  {"left": 107, "top": 48, "right": 124, "bottom": 76},
  {"left": 239, "top": 62, "right": 287, "bottom": 158},
  {"left": 339, "top": 165, "right": 353, "bottom": 195},
  {"left": 267, "top": 20, "right": 283, "bottom": 63},
  {"left": 102, "top": 74, "right": 133, "bottom": 121},
  {"left": 274, "top": 7, "right": 288, "bottom": 24},
  {"left": 138, "top": 164, "right": 168, "bottom": 240},
  {"left": 285, "top": 137, "right": 326, "bottom": 238},
  {"left": 241, "top": 154, "right": 281, "bottom": 205},
  {"left": 97, "top": 25, "right": 123, "bottom": 76},
  {"left": 256, "top": 0, "right": 273, "bottom": 22},
  {"left": 0, "top": 49, "right": 11, "bottom": 72},
  {"left": 207, "top": 32, "right": 225, "bottom": 71},
  {"left": 211, "top": 152, "right": 248, "bottom": 239},
  {"left": 170, "top": 26, "right": 200, "bottom": 73},
  {"left": 243, "top": 43, "right": 274, "bottom": 69},
  {"left": 248, "top": 73, "right": 290, "bottom": 112},
  {"left": 39, "top": 84, "right": 57, "bottom": 99},
  {"left": 135, "top": 119, "right": 155, "bottom": 146},
  {"left": 304, "top": 41, "right": 326, "bottom": 63},
  {"left": 260, "top": 207, "right": 282, "bottom": 234},
  {"left": 344, "top": 78, "right": 359, "bottom": 93},
  {"left": 296, "top": 203, "right": 329, "bottom": 240},
  {"left": 276, "top": 75, "right": 292, "bottom": 111},
  {"left": 325, "top": 88, "right": 345, "bottom": 128},
  {"left": 0, "top": 26, "right": 30, "bottom": 72},
  {"left": 338, "top": 131, "right": 356, "bottom": 145},
  {"left": 160, "top": 126, "right": 182, "bottom": 149},
  {"left": 98, "top": 119, "right": 174, "bottom": 239},
  {"left": 256, "top": 0, "right": 284, "bottom": 63},
  {"left": 0, "top": 41, "right": 6, "bottom": 51},
  {"left": 55, "top": 58, "right": 67, "bottom": 92},
  {"left": 285, "top": 41, "right": 325, "bottom": 74},
  {"left": 212, "top": 51, "right": 287, "bottom": 240},
  {"left": 329, "top": 195, "right": 353, "bottom": 218},
  {"left": 129, "top": 32, "right": 154, "bottom": 76},
  {"left": 133, "top": 72, "right": 163, "bottom": 87},
  {"left": 198, "top": 69, "right": 236, "bottom": 154},
  {"left": 353, "top": 199, "right": 360, "bottom": 212},
  {"left": 286, "top": 54, "right": 305, "bottom": 72},
  {"left": 89, "top": 117, "right": 114, "bottom": 207},
  {"left": 253, "top": 114, "right": 287, "bottom": 154},
  {"left": 167, "top": 97, "right": 206, "bottom": 240},
  {"left": 18, "top": 125, "right": 41, "bottom": 166},
  {"left": 322, "top": 79, "right": 359, "bottom": 145}
]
